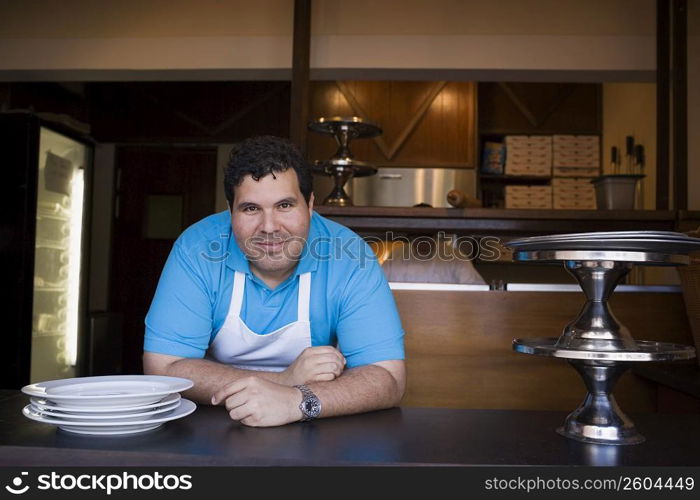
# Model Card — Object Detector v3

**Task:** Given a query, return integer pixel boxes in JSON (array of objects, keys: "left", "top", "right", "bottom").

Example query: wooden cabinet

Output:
[
  {"left": 396, "top": 289, "right": 692, "bottom": 410},
  {"left": 307, "top": 81, "right": 477, "bottom": 168},
  {"left": 477, "top": 82, "right": 602, "bottom": 208}
]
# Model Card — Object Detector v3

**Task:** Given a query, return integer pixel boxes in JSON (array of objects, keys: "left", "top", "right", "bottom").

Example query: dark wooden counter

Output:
[
  {"left": 314, "top": 207, "right": 680, "bottom": 235},
  {"left": 2, "top": 392, "right": 700, "bottom": 466}
]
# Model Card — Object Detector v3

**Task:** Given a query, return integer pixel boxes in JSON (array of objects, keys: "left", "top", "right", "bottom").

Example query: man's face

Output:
[{"left": 230, "top": 169, "right": 313, "bottom": 285}]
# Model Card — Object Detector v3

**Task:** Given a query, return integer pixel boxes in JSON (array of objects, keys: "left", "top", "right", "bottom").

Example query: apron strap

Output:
[
  {"left": 297, "top": 272, "right": 311, "bottom": 323},
  {"left": 230, "top": 271, "right": 246, "bottom": 318}
]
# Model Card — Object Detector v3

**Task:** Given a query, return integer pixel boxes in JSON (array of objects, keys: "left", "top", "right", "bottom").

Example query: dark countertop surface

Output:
[
  {"left": 315, "top": 206, "right": 680, "bottom": 220},
  {"left": 313, "top": 207, "right": 686, "bottom": 235},
  {"left": 2, "top": 392, "right": 700, "bottom": 467}
]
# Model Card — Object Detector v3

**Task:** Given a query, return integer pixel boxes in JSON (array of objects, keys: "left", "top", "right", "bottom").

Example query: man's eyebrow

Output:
[{"left": 276, "top": 197, "right": 298, "bottom": 205}]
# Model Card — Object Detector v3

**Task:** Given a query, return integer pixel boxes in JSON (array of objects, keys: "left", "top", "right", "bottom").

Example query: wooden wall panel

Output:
[
  {"left": 478, "top": 82, "right": 601, "bottom": 134},
  {"left": 88, "top": 82, "right": 290, "bottom": 143},
  {"left": 308, "top": 81, "right": 476, "bottom": 168},
  {"left": 395, "top": 290, "right": 693, "bottom": 412}
]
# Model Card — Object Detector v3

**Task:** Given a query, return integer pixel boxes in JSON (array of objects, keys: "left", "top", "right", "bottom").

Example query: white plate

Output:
[
  {"left": 59, "top": 423, "right": 163, "bottom": 436},
  {"left": 22, "top": 399, "right": 196, "bottom": 433},
  {"left": 21, "top": 375, "right": 193, "bottom": 407},
  {"left": 29, "top": 398, "right": 180, "bottom": 421},
  {"left": 30, "top": 392, "right": 181, "bottom": 414}
]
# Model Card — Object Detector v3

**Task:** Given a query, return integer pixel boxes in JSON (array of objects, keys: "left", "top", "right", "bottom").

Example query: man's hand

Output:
[
  {"left": 277, "top": 346, "right": 346, "bottom": 386},
  {"left": 211, "top": 376, "right": 303, "bottom": 427}
]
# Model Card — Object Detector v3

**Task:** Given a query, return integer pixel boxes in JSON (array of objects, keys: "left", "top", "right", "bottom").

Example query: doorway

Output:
[{"left": 110, "top": 146, "right": 218, "bottom": 374}]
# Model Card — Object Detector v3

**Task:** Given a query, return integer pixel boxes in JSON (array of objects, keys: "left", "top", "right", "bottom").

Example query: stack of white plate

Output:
[{"left": 21, "top": 375, "right": 196, "bottom": 436}]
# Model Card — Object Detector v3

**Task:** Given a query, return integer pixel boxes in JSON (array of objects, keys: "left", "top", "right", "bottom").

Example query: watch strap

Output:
[{"left": 294, "top": 384, "right": 321, "bottom": 422}]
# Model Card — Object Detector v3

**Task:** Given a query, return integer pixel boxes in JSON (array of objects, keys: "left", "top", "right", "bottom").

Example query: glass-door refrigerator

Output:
[{"left": 1, "top": 113, "right": 92, "bottom": 389}]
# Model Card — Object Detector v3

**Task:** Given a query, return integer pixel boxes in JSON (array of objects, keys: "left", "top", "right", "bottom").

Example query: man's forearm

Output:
[
  {"left": 208, "top": 359, "right": 405, "bottom": 426},
  {"left": 153, "top": 357, "right": 284, "bottom": 404},
  {"left": 306, "top": 363, "right": 404, "bottom": 418}
]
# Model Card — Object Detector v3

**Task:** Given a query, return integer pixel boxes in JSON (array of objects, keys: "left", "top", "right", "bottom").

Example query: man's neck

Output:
[{"left": 250, "top": 267, "right": 295, "bottom": 290}]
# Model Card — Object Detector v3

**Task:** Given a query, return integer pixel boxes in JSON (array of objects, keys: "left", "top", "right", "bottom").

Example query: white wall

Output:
[
  {"left": 0, "top": 0, "right": 292, "bottom": 37},
  {"left": 602, "top": 83, "right": 656, "bottom": 209},
  {"left": 4, "top": 0, "right": 692, "bottom": 208},
  {"left": 0, "top": 0, "right": 653, "bottom": 38},
  {"left": 0, "top": 0, "right": 655, "bottom": 80}
]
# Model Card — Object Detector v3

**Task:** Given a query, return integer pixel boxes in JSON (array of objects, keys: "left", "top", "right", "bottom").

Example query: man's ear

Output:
[{"left": 308, "top": 193, "right": 314, "bottom": 215}]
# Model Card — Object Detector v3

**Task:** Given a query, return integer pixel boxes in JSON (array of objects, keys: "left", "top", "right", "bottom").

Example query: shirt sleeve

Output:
[
  {"left": 144, "top": 241, "right": 214, "bottom": 358},
  {"left": 335, "top": 242, "right": 405, "bottom": 368}
]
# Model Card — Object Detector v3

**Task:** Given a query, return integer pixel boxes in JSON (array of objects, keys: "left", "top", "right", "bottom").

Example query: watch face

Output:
[{"left": 303, "top": 397, "right": 321, "bottom": 417}]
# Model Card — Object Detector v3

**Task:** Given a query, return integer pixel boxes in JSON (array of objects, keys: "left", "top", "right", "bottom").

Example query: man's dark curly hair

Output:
[{"left": 224, "top": 136, "right": 313, "bottom": 208}]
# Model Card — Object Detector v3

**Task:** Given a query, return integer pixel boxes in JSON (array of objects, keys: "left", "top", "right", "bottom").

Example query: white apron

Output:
[{"left": 207, "top": 271, "right": 312, "bottom": 372}]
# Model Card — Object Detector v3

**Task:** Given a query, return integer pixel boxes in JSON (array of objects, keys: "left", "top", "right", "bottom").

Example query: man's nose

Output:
[{"left": 261, "top": 209, "right": 280, "bottom": 233}]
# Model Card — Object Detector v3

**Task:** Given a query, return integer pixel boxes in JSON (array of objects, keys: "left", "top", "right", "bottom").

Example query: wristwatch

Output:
[{"left": 294, "top": 384, "right": 321, "bottom": 422}]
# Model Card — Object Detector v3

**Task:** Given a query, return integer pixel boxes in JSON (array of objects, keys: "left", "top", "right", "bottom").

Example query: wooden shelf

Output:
[
  {"left": 480, "top": 174, "right": 551, "bottom": 183},
  {"left": 477, "top": 83, "right": 602, "bottom": 208},
  {"left": 480, "top": 129, "right": 601, "bottom": 136}
]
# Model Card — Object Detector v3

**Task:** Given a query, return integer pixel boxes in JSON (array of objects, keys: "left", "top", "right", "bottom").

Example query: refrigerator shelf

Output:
[
  {"left": 34, "top": 286, "right": 68, "bottom": 293},
  {"left": 32, "top": 329, "right": 66, "bottom": 338},
  {"left": 37, "top": 203, "right": 71, "bottom": 220},
  {"left": 37, "top": 212, "right": 69, "bottom": 222},
  {"left": 35, "top": 239, "right": 68, "bottom": 251}
]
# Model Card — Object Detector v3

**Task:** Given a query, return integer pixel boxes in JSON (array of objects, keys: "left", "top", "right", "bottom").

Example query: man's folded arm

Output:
[
  {"left": 143, "top": 351, "right": 289, "bottom": 404},
  {"left": 305, "top": 359, "right": 406, "bottom": 417},
  {"left": 143, "top": 345, "right": 348, "bottom": 405},
  {"left": 208, "top": 357, "right": 406, "bottom": 427}
]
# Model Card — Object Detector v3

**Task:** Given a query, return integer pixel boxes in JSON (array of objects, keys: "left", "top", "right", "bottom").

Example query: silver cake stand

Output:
[
  {"left": 507, "top": 233, "right": 700, "bottom": 445},
  {"left": 308, "top": 116, "right": 381, "bottom": 206}
]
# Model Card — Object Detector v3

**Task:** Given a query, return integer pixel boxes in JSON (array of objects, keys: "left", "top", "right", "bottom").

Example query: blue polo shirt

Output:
[{"left": 144, "top": 211, "right": 405, "bottom": 368}]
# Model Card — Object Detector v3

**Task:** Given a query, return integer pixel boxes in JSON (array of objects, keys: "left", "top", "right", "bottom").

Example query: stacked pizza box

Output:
[
  {"left": 505, "top": 185, "right": 553, "bottom": 209},
  {"left": 504, "top": 135, "right": 552, "bottom": 177},
  {"left": 551, "top": 177, "right": 597, "bottom": 210},
  {"left": 552, "top": 135, "right": 600, "bottom": 177}
]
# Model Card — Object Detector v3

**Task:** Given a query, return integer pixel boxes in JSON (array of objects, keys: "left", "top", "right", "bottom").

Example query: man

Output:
[{"left": 143, "top": 136, "right": 405, "bottom": 427}]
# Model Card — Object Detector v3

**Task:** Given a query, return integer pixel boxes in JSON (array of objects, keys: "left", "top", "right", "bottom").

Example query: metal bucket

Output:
[{"left": 591, "top": 174, "right": 644, "bottom": 210}]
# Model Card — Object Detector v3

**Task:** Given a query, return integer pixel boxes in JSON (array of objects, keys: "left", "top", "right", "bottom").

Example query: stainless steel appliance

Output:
[{"left": 351, "top": 167, "right": 477, "bottom": 207}]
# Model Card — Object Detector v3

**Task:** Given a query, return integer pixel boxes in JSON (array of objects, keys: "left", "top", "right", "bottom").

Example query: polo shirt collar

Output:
[{"left": 225, "top": 212, "right": 320, "bottom": 277}]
